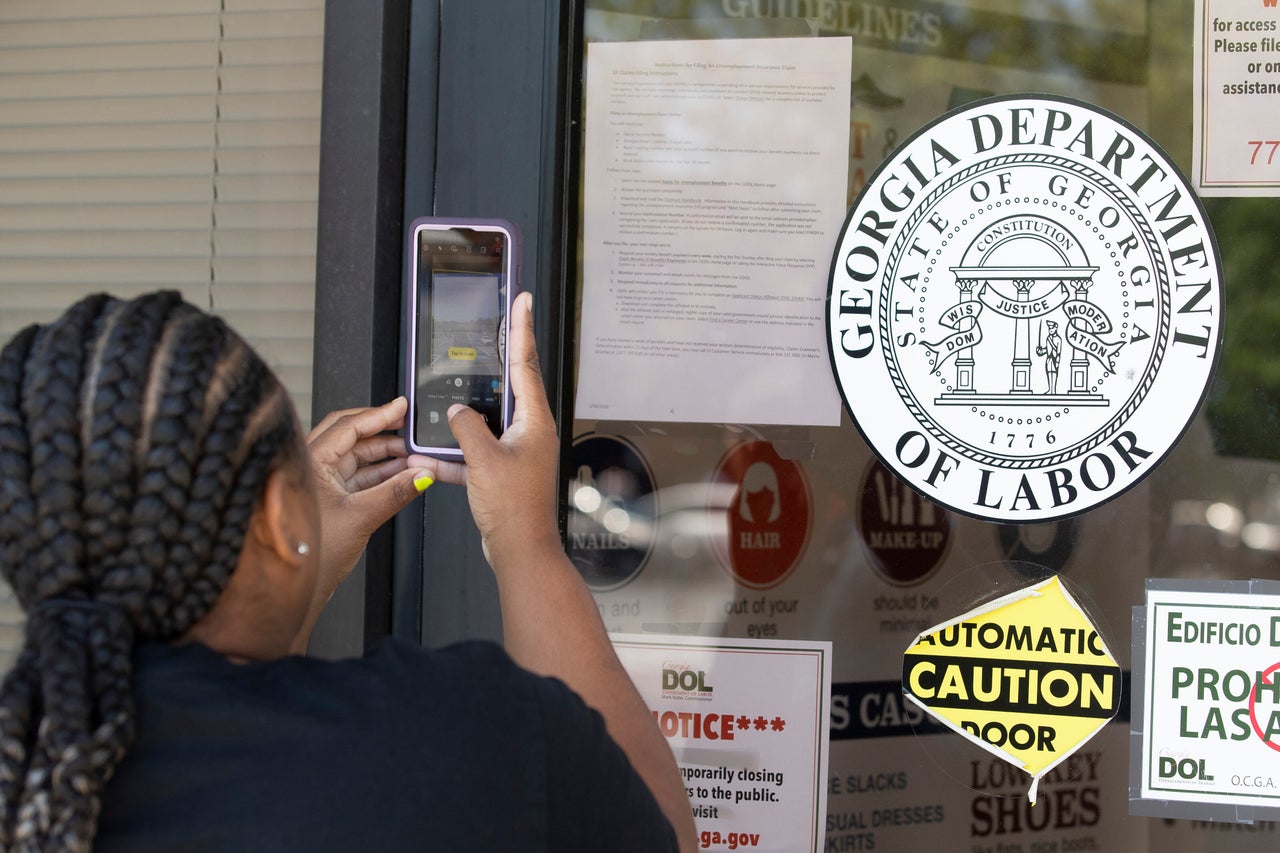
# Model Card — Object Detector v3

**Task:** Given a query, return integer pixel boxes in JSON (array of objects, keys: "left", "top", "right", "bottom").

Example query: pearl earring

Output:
[{"left": 296, "top": 541, "right": 311, "bottom": 557}]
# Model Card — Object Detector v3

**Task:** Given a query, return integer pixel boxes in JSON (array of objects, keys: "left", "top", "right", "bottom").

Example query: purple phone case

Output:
[{"left": 404, "top": 216, "right": 520, "bottom": 460}]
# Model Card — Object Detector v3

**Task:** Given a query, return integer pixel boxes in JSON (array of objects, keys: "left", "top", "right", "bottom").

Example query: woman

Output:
[{"left": 0, "top": 291, "right": 694, "bottom": 851}]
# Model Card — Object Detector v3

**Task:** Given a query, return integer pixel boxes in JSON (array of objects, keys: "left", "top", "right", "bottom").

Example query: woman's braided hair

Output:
[{"left": 0, "top": 291, "right": 303, "bottom": 851}]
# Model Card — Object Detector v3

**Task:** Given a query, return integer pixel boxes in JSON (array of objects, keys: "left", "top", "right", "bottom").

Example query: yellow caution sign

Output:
[{"left": 902, "top": 575, "right": 1121, "bottom": 803}]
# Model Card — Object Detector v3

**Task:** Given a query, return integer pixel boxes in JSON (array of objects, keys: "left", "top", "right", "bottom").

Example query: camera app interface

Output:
[{"left": 414, "top": 227, "right": 506, "bottom": 447}]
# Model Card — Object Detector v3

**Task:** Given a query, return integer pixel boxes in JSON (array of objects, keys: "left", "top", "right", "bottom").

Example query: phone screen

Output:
[{"left": 412, "top": 226, "right": 509, "bottom": 451}]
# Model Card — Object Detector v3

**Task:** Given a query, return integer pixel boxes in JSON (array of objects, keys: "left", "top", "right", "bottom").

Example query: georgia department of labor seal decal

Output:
[{"left": 827, "top": 94, "right": 1222, "bottom": 523}]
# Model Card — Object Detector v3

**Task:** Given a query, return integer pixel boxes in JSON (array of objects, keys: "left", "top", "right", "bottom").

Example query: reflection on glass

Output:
[{"left": 574, "top": 4, "right": 1280, "bottom": 850}]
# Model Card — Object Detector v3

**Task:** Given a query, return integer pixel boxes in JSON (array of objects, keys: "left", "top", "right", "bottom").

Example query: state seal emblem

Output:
[{"left": 828, "top": 95, "right": 1222, "bottom": 523}]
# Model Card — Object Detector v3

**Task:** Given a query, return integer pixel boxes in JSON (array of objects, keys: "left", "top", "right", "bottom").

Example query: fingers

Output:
[
  {"left": 410, "top": 453, "right": 466, "bottom": 487},
  {"left": 345, "top": 455, "right": 409, "bottom": 493},
  {"left": 345, "top": 466, "right": 432, "bottom": 528},
  {"left": 308, "top": 396, "right": 409, "bottom": 456},
  {"left": 308, "top": 398, "right": 431, "bottom": 500},
  {"left": 308, "top": 399, "right": 398, "bottom": 439},
  {"left": 444, "top": 293, "right": 540, "bottom": 463},
  {"left": 363, "top": 466, "right": 432, "bottom": 517},
  {"left": 345, "top": 434, "right": 409, "bottom": 473},
  {"left": 447, "top": 403, "right": 497, "bottom": 467},
  {"left": 506, "top": 292, "right": 551, "bottom": 422},
  {"left": 444, "top": 292, "right": 557, "bottom": 463}
]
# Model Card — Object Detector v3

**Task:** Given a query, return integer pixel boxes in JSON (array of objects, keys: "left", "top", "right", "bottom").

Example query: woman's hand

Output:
[
  {"left": 306, "top": 397, "right": 433, "bottom": 598},
  {"left": 432, "top": 291, "right": 562, "bottom": 567}
]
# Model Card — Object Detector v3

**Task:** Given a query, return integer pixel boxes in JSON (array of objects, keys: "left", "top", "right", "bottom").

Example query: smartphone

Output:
[{"left": 405, "top": 217, "right": 518, "bottom": 460}]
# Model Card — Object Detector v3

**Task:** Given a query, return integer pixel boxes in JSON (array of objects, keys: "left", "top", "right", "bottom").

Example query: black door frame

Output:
[{"left": 312, "top": 0, "right": 581, "bottom": 655}]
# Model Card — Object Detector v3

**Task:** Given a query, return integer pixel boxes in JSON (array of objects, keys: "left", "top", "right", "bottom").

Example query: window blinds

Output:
[
  {"left": 0, "top": 0, "right": 323, "bottom": 421},
  {"left": 0, "top": 0, "right": 324, "bottom": 671}
]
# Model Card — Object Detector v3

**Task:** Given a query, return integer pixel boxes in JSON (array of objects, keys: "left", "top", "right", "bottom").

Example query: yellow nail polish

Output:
[{"left": 414, "top": 474, "right": 435, "bottom": 493}]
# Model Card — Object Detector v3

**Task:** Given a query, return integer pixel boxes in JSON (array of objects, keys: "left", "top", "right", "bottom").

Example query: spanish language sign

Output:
[
  {"left": 611, "top": 633, "right": 831, "bottom": 852},
  {"left": 1193, "top": 0, "right": 1280, "bottom": 196},
  {"left": 1132, "top": 581, "right": 1280, "bottom": 820},
  {"left": 902, "top": 575, "right": 1122, "bottom": 803},
  {"left": 827, "top": 93, "right": 1222, "bottom": 523}
]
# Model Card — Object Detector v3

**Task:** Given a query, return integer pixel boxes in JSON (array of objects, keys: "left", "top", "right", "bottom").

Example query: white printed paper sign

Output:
[
  {"left": 578, "top": 37, "right": 851, "bottom": 427},
  {"left": 1134, "top": 582, "right": 1280, "bottom": 818},
  {"left": 612, "top": 633, "right": 831, "bottom": 852},
  {"left": 1194, "top": 0, "right": 1280, "bottom": 196}
]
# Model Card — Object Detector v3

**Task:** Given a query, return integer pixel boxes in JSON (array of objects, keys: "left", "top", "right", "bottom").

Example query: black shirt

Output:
[{"left": 96, "top": 639, "right": 677, "bottom": 852}]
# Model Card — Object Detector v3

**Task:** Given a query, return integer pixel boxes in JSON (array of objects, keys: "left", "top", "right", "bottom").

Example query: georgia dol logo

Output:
[{"left": 828, "top": 95, "right": 1222, "bottom": 523}]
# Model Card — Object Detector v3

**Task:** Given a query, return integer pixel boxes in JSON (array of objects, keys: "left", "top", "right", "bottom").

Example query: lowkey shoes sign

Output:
[
  {"left": 827, "top": 94, "right": 1222, "bottom": 523},
  {"left": 902, "top": 576, "right": 1122, "bottom": 803}
]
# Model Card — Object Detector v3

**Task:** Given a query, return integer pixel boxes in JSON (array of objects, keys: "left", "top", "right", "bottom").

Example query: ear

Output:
[{"left": 249, "top": 468, "right": 308, "bottom": 569}]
